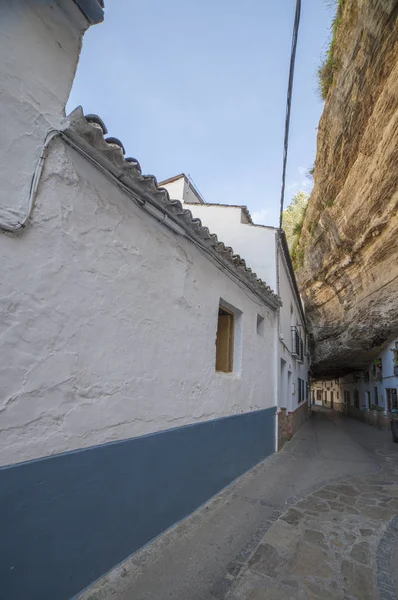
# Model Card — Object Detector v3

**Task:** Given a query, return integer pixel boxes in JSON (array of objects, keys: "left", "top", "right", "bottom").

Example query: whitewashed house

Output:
[
  {"left": 311, "top": 379, "right": 340, "bottom": 409},
  {"left": 0, "top": 3, "right": 291, "bottom": 600},
  {"left": 161, "top": 174, "right": 311, "bottom": 448}
]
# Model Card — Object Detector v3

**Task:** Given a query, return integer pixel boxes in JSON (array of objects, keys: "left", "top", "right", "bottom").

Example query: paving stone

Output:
[
  {"left": 383, "top": 485, "right": 398, "bottom": 497},
  {"left": 331, "top": 537, "right": 344, "bottom": 548},
  {"left": 326, "top": 484, "right": 358, "bottom": 497},
  {"left": 360, "top": 528, "right": 374, "bottom": 537},
  {"left": 263, "top": 520, "right": 301, "bottom": 553},
  {"left": 249, "top": 544, "right": 283, "bottom": 578},
  {"left": 359, "top": 497, "right": 378, "bottom": 507},
  {"left": 341, "top": 559, "right": 375, "bottom": 600},
  {"left": 211, "top": 577, "right": 232, "bottom": 599},
  {"left": 369, "top": 480, "right": 394, "bottom": 486},
  {"left": 361, "top": 506, "right": 395, "bottom": 521},
  {"left": 339, "top": 494, "right": 357, "bottom": 506},
  {"left": 346, "top": 506, "right": 360, "bottom": 515},
  {"left": 303, "top": 578, "right": 341, "bottom": 600},
  {"left": 227, "top": 561, "right": 243, "bottom": 577},
  {"left": 303, "top": 529, "right": 327, "bottom": 548},
  {"left": 350, "top": 542, "right": 370, "bottom": 565},
  {"left": 361, "top": 491, "right": 387, "bottom": 499},
  {"left": 313, "top": 489, "right": 338, "bottom": 500},
  {"left": 247, "top": 589, "right": 292, "bottom": 600},
  {"left": 296, "top": 498, "right": 329, "bottom": 513},
  {"left": 281, "top": 508, "right": 303, "bottom": 527},
  {"left": 328, "top": 500, "right": 346, "bottom": 512},
  {"left": 378, "top": 497, "right": 393, "bottom": 506},
  {"left": 344, "top": 532, "right": 356, "bottom": 544},
  {"left": 384, "top": 498, "right": 398, "bottom": 510},
  {"left": 247, "top": 590, "right": 268, "bottom": 600},
  {"left": 289, "top": 541, "right": 333, "bottom": 579},
  {"left": 281, "top": 579, "right": 298, "bottom": 588}
]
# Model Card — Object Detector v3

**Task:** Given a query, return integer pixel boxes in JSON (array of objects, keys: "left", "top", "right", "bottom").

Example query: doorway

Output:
[
  {"left": 288, "top": 371, "right": 292, "bottom": 411},
  {"left": 330, "top": 390, "right": 334, "bottom": 409},
  {"left": 280, "top": 359, "right": 287, "bottom": 409},
  {"left": 386, "top": 389, "right": 397, "bottom": 412}
]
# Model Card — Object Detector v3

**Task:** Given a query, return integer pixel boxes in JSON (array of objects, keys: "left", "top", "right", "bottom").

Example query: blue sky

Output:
[{"left": 67, "top": 0, "right": 334, "bottom": 226}]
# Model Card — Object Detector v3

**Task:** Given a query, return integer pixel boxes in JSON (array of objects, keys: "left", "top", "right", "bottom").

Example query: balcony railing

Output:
[{"left": 291, "top": 326, "right": 304, "bottom": 362}]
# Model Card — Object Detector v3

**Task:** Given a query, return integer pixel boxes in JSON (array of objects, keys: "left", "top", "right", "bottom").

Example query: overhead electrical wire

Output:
[{"left": 279, "top": 0, "right": 302, "bottom": 230}]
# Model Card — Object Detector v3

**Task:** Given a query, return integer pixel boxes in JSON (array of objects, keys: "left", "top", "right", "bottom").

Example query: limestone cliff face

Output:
[{"left": 297, "top": 0, "right": 398, "bottom": 377}]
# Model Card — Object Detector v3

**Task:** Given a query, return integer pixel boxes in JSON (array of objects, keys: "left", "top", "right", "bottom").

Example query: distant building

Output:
[
  {"left": 312, "top": 380, "right": 324, "bottom": 406},
  {"left": 311, "top": 378, "right": 340, "bottom": 409},
  {"left": 312, "top": 335, "right": 398, "bottom": 428}
]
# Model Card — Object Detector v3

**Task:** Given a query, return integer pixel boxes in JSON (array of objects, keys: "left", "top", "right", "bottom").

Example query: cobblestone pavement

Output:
[{"left": 223, "top": 410, "right": 398, "bottom": 600}]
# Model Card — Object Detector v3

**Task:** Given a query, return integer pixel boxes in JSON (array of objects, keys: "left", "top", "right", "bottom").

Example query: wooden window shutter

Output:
[{"left": 216, "top": 308, "right": 234, "bottom": 372}]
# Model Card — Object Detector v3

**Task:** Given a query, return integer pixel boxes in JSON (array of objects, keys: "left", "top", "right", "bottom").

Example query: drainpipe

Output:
[
  {"left": 274, "top": 232, "right": 281, "bottom": 451},
  {"left": 0, "top": 129, "right": 61, "bottom": 232}
]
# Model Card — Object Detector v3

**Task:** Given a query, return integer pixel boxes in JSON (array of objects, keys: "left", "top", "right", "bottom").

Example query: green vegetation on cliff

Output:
[
  {"left": 318, "top": 0, "right": 345, "bottom": 99},
  {"left": 282, "top": 191, "right": 308, "bottom": 267}
]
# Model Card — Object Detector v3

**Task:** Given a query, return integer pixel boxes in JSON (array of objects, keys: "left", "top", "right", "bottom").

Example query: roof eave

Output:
[
  {"left": 73, "top": 0, "right": 104, "bottom": 24},
  {"left": 62, "top": 107, "right": 281, "bottom": 310}
]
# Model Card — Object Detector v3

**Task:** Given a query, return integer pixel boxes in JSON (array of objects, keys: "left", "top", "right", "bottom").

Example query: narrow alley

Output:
[
  {"left": 80, "top": 407, "right": 398, "bottom": 600},
  {"left": 2, "top": 3, "right": 398, "bottom": 600}
]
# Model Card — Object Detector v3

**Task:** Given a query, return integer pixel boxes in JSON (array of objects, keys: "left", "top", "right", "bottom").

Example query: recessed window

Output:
[
  {"left": 298, "top": 378, "right": 305, "bottom": 403},
  {"left": 216, "top": 306, "right": 235, "bottom": 373},
  {"left": 256, "top": 314, "right": 265, "bottom": 336}
]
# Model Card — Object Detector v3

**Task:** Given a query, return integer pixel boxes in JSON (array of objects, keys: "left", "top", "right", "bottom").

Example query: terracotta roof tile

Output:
[{"left": 63, "top": 107, "right": 281, "bottom": 309}]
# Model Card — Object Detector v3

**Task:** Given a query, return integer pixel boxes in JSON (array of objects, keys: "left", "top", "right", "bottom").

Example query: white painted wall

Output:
[
  {"left": 184, "top": 180, "right": 204, "bottom": 204},
  {"left": 160, "top": 177, "right": 185, "bottom": 204},
  {"left": 179, "top": 204, "right": 277, "bottom": 291},
  {"left": 161, "top": 175, "right": 203, "bottom": 206},
  {"left": 162, "top": 178, "right": 277, "bottom": 289},
  {"left": 0, "top": 141, "right": 277, "bottom": 466},
  {"left": 0, "top": 0, "right": 89, "bottom": 224},
  {"left": 277, "top": 247, "right": 310, "bottom": 413}
]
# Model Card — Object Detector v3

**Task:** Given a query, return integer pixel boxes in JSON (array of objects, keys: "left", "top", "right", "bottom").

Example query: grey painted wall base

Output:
[{"left": 0, "top": 408, "right": 275, "bottom": 600}]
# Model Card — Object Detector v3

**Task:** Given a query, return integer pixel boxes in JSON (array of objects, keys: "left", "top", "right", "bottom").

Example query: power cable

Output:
[{"left": 279, "top": 0, "right": 302, "bottom": 229}]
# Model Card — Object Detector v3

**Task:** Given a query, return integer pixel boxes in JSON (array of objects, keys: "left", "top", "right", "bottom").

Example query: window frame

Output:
[{"left": 215, "top": 305, "right": 235, "bottom": 373}]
